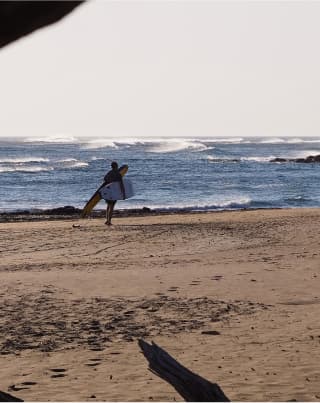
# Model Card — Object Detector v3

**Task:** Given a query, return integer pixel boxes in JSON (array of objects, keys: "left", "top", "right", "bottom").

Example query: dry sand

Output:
[{"left": 0, "top": 208, "right": 319, "bottom": 401}]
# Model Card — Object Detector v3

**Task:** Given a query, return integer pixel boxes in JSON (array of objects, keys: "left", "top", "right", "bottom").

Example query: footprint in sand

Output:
[
  {"left": 89, "top": 346, "right": 104, "bottom": 352},
  {"left": 211, "top": 275, "right": 223, "bottom": 281},
  {"left": 201, "top": 330, "right": 221, "bottom": 335},
  {"left": 50, "top": 368, "right": 67, "bottom": 378},
  {"left": 8, "top": 385, "right": 30, "bottom": 391},
  {"left": 50, "top": 368, "right": 67, "bottom": 373},
  {"left": 167, "top": 287, "right": 179, "bottom": 292}
]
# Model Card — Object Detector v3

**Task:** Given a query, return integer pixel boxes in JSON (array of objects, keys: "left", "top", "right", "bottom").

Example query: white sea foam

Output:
[
  {"left": 60, "top": 160, "right": 89, "bottom": 168},
  {"left": 283, "top": 138, "right": 320, "bottom": 144},
  {"left": 204, "top": 137, "right": 244, "bottom": 143},
  {"left": 115, "top": 137, "right": 144, "bottom": 145},
  {"left": 70, "top": 162, "right": 89, "bottom": 168},
  {"left": 81, "top": 139, "right": 118, "bottom": 149},
  {"left": 287, "top": 149, "right": 320, "bottom": 159},
  {"left": 249, "top": 137, "right": 320, "bottom": 144},
  {"left": 300, "top": 139, "right": 320, "bottom": 143},
  {"left": 80, "top": 137, "right": 216, "bottom": 152},
  {"left": 58, "top": 158, "right": 78, "bottom": 163},
  {"left": 242, "top": 156, "right": 276, "bottom": 162},
  {"left": 207, "top": 155, "right": 277, "bottom": 163},
  {"left": 206, "top": 155, "right": 239, "bottom": 163},
  {"left": 0, "top": 167, "right": 15, "bottom": 173},
  {"left": 17, "top": 135, "right": 320, "bottom": 146},
  {"left": 24, "top": 134, "right": 79, "bottom": 144},
  {"left": 20, "top": 166, "right": 54, "bottom": 172},
  {"left": 0, "top": 157, "right": 49, "bottom": 163},
  {"left": 259, "top": 137, "right": 286, "bottom": 144},
  {"left": 91, "top": 157, "right": 106, "bottom": 161},
  {"left": 146, "top": 139, "right": 210, "bottom": 153},
  {"left": 0, "top": 166, "right": 53, "bottom": 173},
  {"left": 286, "top": 138, "right": 305, "bottom": 144},
  {"left": 51, "top": 158, "right": 88, "bottom": 168},
  {"left": 132, "top": 196, "right": 252, "bottom": 211}
]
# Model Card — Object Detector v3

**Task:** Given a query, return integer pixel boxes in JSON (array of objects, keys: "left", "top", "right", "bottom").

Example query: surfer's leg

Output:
[
  {"left": 109, "top": 201, "right": 116, "bottom": 224},
  {"left": 106, "top": 201, "right": 112, "bottom": 224},
  {"left": 106, "top": 201, "right": 116, "bottom": 225}
]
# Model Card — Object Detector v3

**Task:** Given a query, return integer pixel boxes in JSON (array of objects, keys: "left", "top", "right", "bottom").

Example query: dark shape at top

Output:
[{"left": 0, "top": 1, "right": 84, "bottom": 49}]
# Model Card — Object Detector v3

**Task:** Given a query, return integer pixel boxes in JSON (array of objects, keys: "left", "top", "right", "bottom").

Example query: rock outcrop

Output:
[{"left": 270, "top": 155, "right": 320, "bottom": 163}]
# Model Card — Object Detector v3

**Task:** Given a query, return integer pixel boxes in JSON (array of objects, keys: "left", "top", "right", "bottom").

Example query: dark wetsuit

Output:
[
  {"left": 104, "top": 168, "right": 122, "bottom": 204},
  {"left": 104, "top": 168, "right": 122, "bottom": 186}
]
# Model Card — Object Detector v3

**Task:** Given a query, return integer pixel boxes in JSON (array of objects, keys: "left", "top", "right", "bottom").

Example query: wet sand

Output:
[{"left": 0, "top": 208, "right": 319, "bottom": 401}]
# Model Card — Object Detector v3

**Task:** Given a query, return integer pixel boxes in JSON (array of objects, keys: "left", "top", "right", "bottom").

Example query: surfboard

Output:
[
  {"left": 80, "top": 164, "right": 128, "bottom": 218},
  {"left": 100, "top": 178, "right": 134, "bottom": 201}
]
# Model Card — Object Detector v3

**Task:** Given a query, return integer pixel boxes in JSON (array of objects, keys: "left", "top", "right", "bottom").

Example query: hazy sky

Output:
[{"left": 1, "top": 0, "right": 320, "bottom": 139}]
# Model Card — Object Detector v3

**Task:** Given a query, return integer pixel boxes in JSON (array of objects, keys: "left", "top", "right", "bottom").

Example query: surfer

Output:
[{"left": 104, "top": 161, "right": 126, "bottom": 225}]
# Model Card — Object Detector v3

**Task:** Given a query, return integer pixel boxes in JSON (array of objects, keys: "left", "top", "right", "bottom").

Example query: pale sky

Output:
[{"left": 1, "top": 0, "right": 320, "bottom": 139}]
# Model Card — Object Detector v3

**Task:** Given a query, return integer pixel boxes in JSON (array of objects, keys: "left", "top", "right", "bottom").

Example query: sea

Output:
[{"left": 1, "top": 136, "right": 320, "bottom": 213}]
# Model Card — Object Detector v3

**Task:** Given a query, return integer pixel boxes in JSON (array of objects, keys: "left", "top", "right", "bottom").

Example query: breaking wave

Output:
[
  {"left": 65, "top": 161, "right": 89, "bottom": 168},
  {"left": 14, "top": 135, "right": 320, "bottom": 149},
  {"left": 206, "top": 155, "right": 275, "bottom": 163},
  {"left": 205, "top": 137, "right": 320, "bottom": 145},
  {"left": 0, "top": 157, "right": 49, "bottom": 163},
  {"left": 57, "top": 159, "right": 89, "bottom": 169},
  {"left": 287, "top": 149, "right": 320, "bottom": 159},
  {"left": 81, "top": 139, "right": 118, "bottom": 149},
  {"left": 0, "top": 157, "right": 89, "bottom": 174},
  {"left": 130, "top": 197, "right": 253, "bottom": 211},
  {"left": 80, "top": 137, "right": 214, "bottom": 153},
  {"left": 0, "top": 166, "right": 53, "bottom": 173},
  {"left": 24, "top": 135, "right": 78, "bottom": 144},
  {"left": 205, "top": 137, "right": 244, "bottom": 143},
  {"left": 145, "top": 140, "right": 211, "bottom": 153}
]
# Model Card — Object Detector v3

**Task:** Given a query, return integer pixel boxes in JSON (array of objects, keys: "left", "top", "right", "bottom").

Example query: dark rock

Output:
[
  {"left": 271, "top": 155, "right": 320, "bottom": 164},
  {"left": 43, "top": 206, "right": 81, "bottom": 215},
  {"left": 305, "top": 156, "right": 315, "bottom": 163}
]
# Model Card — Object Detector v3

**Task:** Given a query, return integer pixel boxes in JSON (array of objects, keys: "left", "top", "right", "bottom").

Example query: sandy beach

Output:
[{"left": 0, "top": 208, "right": 319, "bottom": 401}]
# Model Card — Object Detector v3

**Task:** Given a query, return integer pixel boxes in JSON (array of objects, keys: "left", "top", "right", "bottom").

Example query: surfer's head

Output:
[{"left": 111, "top": 161, "right": 118, "bottom": 169}]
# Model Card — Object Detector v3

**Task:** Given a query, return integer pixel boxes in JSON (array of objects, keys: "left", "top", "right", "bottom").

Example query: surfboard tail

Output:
[{"left": 80, "top": 192, "right": 102, "bottom": 218}]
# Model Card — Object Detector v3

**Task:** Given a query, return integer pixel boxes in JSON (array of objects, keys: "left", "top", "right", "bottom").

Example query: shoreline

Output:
[{"left": 0, "top": 204, "right": 306, "bottom": 223}]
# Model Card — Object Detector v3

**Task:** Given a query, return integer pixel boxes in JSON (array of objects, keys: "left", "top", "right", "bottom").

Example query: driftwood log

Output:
[
  {"left": 139, "top": 340, "right": 230, "bottom": 402},
  {"left": 0, "top": 391, "right": 23, "bottom": 402},
  {"left": 0, "top": 1, "right": 84, "bottom": 49}
]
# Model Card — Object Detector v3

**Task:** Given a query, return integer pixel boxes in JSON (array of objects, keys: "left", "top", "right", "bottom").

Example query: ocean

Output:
[{"left": 1, "top": 136, "right": 320, "bottom": 213}]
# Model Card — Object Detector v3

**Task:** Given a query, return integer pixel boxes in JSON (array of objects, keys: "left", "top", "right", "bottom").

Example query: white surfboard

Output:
[{"left": 99, "top": 178, "right": 134, "bottom": 201}]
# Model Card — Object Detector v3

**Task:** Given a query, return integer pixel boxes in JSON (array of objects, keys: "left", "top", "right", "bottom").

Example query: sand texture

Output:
[{"left": 0, "top": 208, "right": 320, "bottom": 401}]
